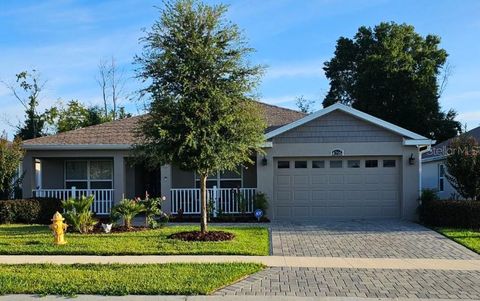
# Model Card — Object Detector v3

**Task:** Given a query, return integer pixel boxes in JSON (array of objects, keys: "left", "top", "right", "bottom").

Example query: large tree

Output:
[
  {"left": 134, "top": 0, "right": 265, "bottom": 233},
  {"left": 445, "top": 135, "right": 480, "bottom": 200},
  {"left": 0, "top": 133, "right": 24, "bottom": 200},
  {"left": 323, "top": 22, "right": 461, "bottom": 142}
]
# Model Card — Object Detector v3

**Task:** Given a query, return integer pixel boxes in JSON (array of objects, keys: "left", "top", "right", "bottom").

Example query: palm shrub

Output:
[
  {"left": 140, "top": 197, "right": 167, "bottom": 229},
  {"left": 62, "top": 195, "right": 97, "bottom": 234},
  {"left": 111, "top": 199, "right": 145, "bottom": 229}
]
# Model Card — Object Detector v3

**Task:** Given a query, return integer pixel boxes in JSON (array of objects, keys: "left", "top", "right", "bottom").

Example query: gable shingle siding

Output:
[{"left": 272, "top": 110, "right": 402, "bottom": 144}]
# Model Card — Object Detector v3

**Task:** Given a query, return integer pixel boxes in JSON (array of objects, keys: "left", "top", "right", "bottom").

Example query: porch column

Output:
[
  {"left": 113, "top": 155, "right": 125, "bottom": 204},
  {"left": 160, "top": 164, "right": 172, "bottom": 213},
  {"left": 22, "top": 152, "right": 35, "bottom": 198},
  {"left": 257, "top": 149, "right": 274, "bottom": 219}
]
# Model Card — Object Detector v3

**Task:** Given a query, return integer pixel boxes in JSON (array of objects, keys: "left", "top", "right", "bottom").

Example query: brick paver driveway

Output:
[
  {"left": 271, "top": 220, "right": 478, "bottom": 259},
  {"left": 216, "top": 220, "right": 480, "bottom": 299}
]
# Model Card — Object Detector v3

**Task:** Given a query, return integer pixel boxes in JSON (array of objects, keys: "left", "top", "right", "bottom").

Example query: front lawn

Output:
[
  {"left": 437, "top": 228, "right": 480, "bottom": 254},
  {"left": 0, "top": 263, "right": 263, "bottom": 296},
  {"left": 0, "top": 224, "right": 269, "bottom": 255}
]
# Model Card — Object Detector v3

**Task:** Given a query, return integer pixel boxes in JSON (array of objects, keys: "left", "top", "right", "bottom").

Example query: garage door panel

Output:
[
  {"left": 329, "top": 175, "right": 344, "bottom": 184},
  {"left": 293, "top": 190, "right": 309, "bottom": 201},
  {"left": 276, "top": 190, "right": 292, "bottom": 202},
  {"left": 276, "top": 175, "right": 291, "bottom": 186},
  {"left": 274, "top": 157, "right": 401, "bottom": 220},
  {"left": 293, "top": 175, "right": 309, "bottom": 186}
]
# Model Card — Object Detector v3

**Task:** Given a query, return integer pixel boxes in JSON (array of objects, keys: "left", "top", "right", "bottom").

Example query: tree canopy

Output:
[
  {"left": 0, "top": 134, "right": 24, "bottom": 200},
  {"left": 445, "top": 135, "right": 480, "bottom": 200},
  {"left": 134, "top": 0, "right": 265, "bottom": 232},
  {"left": 323, "top": 22, "right": 461, "bottom": 142}
]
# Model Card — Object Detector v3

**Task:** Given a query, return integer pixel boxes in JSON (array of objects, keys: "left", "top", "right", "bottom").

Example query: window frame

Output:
[
  {"left": 64, "top": 160, "right": 113, "bottom": 190},
  {"left": 383, "top": 159, "right": 396, "bottom": 168},
  {"left": 312, "top": 160, "right": 325, "bottom": 169},
  {"left": 347, "top": 160, "right": 361, "bottom": 168},
  {"left": 365, "top": 160, "right": 378, "bottom": 168},
  {"left": 277, "top": 161, "right": 290, "bottom": 169},
  {"left": 294, "top": 160, "right": 308, "bottom": 168},
  {"left": 438, "top": 164, "right": 445, "bottom": 192},
  {"left": 329, "top": 160, "right": 343, "bottom": 168},
  {"left": 195, "top": 168, "right": 243, "bottom": 189}
]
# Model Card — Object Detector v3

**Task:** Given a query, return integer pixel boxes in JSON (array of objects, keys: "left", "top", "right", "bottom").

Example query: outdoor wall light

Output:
[
  {"left": 261, "top": 156, "right": 268, "bottom": 166},
  {"left": 408, "top": 153, "right": 415, "bottom": 165}
]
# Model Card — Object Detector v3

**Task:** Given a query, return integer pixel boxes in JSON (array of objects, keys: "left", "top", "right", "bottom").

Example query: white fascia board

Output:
[
  {"left": 265, "top": 103, "right": 429, "bottom": 140},
  {"left": 261, "top": 141, "right": 273, "bottom": 148},
  {"left": 403, "top": 139, "right": 436, "bottom": 146},
  {"left": 422, "top": 155, "right": 446, "bottom": 163},
  {"left": 22, "top": 144, "right": 132, "bottom": 151}
]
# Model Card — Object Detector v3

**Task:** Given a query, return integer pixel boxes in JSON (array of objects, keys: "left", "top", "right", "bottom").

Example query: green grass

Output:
[
  {"left": 437, "top": 228, "right": 480, "bottom": 254},
  {"left": 0, "top": 224, "right": 269, "bottom": 255},
  {"left": 0, "top": 263, "right": 263, "bottom": 296}
]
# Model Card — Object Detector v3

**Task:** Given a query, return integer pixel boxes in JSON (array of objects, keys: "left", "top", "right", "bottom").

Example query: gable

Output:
[{"left": 272, "top": 110, "right": 403, "bottom": 144}]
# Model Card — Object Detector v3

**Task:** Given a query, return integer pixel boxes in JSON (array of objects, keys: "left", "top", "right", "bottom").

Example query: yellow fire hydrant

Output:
[{"left": 49, "top": 211, "right": 68, "bottom": 245}]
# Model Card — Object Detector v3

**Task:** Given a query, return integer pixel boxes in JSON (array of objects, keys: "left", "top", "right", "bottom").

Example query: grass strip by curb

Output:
[{"left": 0, "top": 263, "right": 264, "bottom": 296}]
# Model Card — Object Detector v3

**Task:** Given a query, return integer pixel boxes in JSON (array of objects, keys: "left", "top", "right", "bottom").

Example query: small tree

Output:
[
  {"left": 2, "top": 70, "right": 48, "bottom": 140},
  {"left": 295, "top": 96, "right": 314, "bottom": 114},
  {"left": 0, "top": 134, "right": 24, "bottom": 200},
  {"left": 134, "top": 0, "right": 265, "bottom": 234},
  {"left": 445, "top": 135, "right": 480, "bottom": 200}
]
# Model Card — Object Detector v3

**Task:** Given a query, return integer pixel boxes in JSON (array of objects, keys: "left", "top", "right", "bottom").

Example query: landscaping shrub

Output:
[
  {"left": 111, "top": 199, "right": 145, "bottom": 228},
  {"left": 62, "top": 196, "right": 98, "bottom": 233},
  {"left": 419, "top": 198, "right": 480, "bottom": 229},
  {"left": 0, "top": 198, "right": 62, "bottom": 224},
  {"left": 140, "top": 197, "right": 168, "bottom": 229},
  {"left": 253, "top": 192, "right": 269, "bottom": 213}
]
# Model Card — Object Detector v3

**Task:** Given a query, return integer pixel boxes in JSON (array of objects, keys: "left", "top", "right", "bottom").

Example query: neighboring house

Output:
[
  {"left": 422, "top": 126, "right": 480, "bottom": 199},
  {"left": 22, "top": 102, "right": 433, "bottom": 221}
]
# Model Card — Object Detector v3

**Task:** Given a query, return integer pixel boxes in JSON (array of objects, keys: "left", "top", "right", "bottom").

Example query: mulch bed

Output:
[
  {"left": 168, "top": 230, "right": 235, "bottom": 242},
  {"left": 91, "top": 225, "right": 149, "bottom": 234}
]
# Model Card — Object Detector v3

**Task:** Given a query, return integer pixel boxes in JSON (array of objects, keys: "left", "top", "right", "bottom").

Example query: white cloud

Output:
[
  {"left": 458, "top": 111, "right": 480, "bottom": 122},
  {"left": 265, "top": 61, "right": 325, "bottom": 80},
  {"left": 442, "top": 90, "right": 480, "bottom": 102}
]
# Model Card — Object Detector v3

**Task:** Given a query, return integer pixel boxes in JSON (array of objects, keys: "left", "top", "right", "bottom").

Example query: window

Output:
[
  {"left": 65, "top": 160, "right": 113, "bottom": 189},
  {"left": 294, "top": 161, "right": 307, "bottom": 168},
  {"left": 383, "top": 160, "right": 396, "bottom": 168},
  {"left": 195, "top": 166, "right": 242, "bottom": 189},
  {"left": 347, "top": 160, "right": 360, "bottom": 168},
  {"left": 365, "top": 160, "right": 378, "bottom": 168},
  {"left": 312, "top": 160, "right": 325, "bottom": 168},
  {"left": 330, "top": 160, "right": 343, "bottom": 168},
  {"left": 277, "top": 161, "right": 290, "bottom": 169},
  {"left": 439, "top": 164, "right": 445, "bottom": 192}
]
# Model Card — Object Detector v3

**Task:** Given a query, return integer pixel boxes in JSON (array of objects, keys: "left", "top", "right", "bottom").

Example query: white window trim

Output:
[
  {"left": 438, "top": 164, "right": 445, "bottom": 192},
  {"left": 64, "top": 160, "right": 113, "bottom": 189},
  {"left": 194, "top": 168, "right": 244, "bottom": 188}
]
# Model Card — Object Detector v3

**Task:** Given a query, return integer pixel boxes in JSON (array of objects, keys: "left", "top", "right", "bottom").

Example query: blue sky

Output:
[{"left": 1, "top": 0, "right": 479, "bottom": 138}]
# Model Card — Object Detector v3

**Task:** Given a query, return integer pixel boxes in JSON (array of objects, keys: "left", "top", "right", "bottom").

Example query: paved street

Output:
[{"left": 270, "top": 220, "right": 478, "bottom": 259}]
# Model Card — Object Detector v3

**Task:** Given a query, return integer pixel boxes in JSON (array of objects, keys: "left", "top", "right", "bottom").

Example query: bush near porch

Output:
[
  {"left": 0, "top": 224, "right": 269, "bottom": 255},
  {"left": 0, "top": 198, "right": 62, "bottom": 224}
]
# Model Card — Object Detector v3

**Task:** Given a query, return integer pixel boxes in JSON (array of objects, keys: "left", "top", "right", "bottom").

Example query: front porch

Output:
[{"left": 25, "top": 153, "right": 258, "bottom": 216}]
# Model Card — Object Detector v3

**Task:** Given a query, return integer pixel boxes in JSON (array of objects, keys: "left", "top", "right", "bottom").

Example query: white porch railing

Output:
[
  {"left": 170, "top": 187, "right": 256, "bottom": 215},
  {"left": 33, "top": 188, "right": 114, "bottom": 215}
]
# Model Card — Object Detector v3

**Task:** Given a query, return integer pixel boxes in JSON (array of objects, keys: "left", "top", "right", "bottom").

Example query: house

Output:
[
  {"left": 22, "top": 102, "right": 433, "bottom": 221},
  {"left": 422, "top": 126, "right": 480, "bottom": 199}
]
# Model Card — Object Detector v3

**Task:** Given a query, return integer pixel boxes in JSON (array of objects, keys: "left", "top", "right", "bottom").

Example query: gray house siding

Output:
[{"left": 272, "top": 110, "right": 402, "bottom": 144}]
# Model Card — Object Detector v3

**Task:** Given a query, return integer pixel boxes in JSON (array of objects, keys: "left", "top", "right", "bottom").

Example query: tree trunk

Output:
[{"left": 200, "top": 174, "right": 208, "bottom": 234}]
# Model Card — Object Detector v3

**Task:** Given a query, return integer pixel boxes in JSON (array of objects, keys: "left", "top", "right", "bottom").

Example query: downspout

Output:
[{"left": 417, "top": 145, "right": 432, "bottom": 198}]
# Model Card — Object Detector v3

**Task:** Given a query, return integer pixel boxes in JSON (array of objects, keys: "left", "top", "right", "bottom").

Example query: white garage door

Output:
[{"left": 273, "top": 157, "right": 401, "bottom": 220}]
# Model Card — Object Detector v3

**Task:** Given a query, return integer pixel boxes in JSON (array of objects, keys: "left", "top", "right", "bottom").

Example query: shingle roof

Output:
[
  {"left": 23, "top": 101, "right": 305, "bottom": 147},
  {"left": 422, "top": 126, "right": 480, "bottom": 161}
]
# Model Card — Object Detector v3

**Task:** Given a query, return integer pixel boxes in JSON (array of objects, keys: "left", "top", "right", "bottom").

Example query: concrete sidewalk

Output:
[
  {"left": 0, "top": 295, "right": 477, "bottom": 301},
  {"left": 1, "top": 255, "right": 480, "bottom": 271}
]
